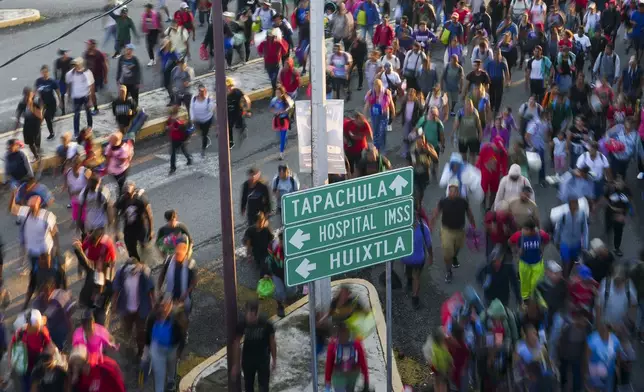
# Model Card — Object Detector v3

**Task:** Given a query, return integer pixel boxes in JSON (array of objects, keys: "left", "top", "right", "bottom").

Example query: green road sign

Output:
[
  {"left": 281, "top": 167, "right": 414, "bottom": 225},
  {"left": 285, "top": 228, "right": 414, "bottom": 286},
  {"left": 284, "top": 198, "right": 414, "bottom": 256}
]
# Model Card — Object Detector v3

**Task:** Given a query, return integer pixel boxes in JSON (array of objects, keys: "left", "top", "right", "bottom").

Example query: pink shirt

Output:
[
  {"left": 105, "top": 141, "right": 133, "bottom": 175},
  {"left": 141, "top": 11, "right": 161, "bottom": 33},
  {"left": 72, "top": 325, "right": 113, "bottom": 364}
]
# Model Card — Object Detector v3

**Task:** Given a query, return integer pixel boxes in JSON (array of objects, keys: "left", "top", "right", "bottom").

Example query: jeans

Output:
[
  {"left": 242, "top": 359, "right": 270, "bottom": 392},
  {"left": 489, "top": 79, "right": 504, "bottom": 113},
  {"left": 170, "top": 140, "right": 192, "bottom": 170},
  {"left": 559, "top": 359, "right": 583, "bottom": 392},
  {"left": 123, "top": 83, "right": 140, "bottom": 103},
  {"left": 103, "top": 25, "right": 118, "bottom": 52},
  {"left": 371, "top": 114, "right": 388, "bottom": 152},
  {"left": 150, "top": 342, "right": 178, "bottom": 392},
  {"left": 188, "top": 0, "right": 197, "bottom": 16},
  {"left": 265, "top": 63, "right": 280, "bottom": 93},
  {"left": 278, "top": 129, "right": 287, "bottom": 153},
  {"left": 73, "top": 97, "right": 92, "bottom": 137},
  {"left": 605, "top": 208, "right": 625, "bottom": 249},
  {"left": 359, "top": 25, "right": 375, "bottom": 42}
]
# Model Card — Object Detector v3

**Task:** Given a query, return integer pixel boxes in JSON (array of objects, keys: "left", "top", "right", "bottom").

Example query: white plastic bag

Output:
[
  {"left": 550, "top": 197, "right": 590, "bottom": 224},
  {"left": 526, "top": 151, "right": 542, "bottom": 172}
]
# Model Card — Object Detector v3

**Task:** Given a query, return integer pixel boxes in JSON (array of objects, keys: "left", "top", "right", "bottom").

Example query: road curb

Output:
[
  {"left": 0, "top": 70, "right": 309, "bottom": 183},
  {"left": 178, "top": 278, "right": 404, "bottom": 392},
  {"left": 0, "top": 9, "right": 41, "bottom": 28}
]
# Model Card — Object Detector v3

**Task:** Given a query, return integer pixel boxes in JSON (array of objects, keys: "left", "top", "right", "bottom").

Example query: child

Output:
[
  {"left": 552, "top": 131, "right": 567, "bottom": 175},
  {"left": 509, "top": 141, "right": 529, "bottom": 177},
  {"left": 485, "top": 117, "right": 510, "bottom": 148},
  {"left": 502, "top": 107, "right": 518, "bottom": 133}
]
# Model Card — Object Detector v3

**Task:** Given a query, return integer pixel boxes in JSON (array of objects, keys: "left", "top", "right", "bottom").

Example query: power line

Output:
[{"left": 0, "top": 0, "right": 133, "bottom": 68}]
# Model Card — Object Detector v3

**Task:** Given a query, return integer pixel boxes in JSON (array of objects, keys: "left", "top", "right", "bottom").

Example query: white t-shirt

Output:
[
  {"left": 380, "top": 55, "right": 401, "bottom": 71},
  {"left": 65, "top": 167, "right": 88, "bottom": 195},
  {"left": 166, "top": 27, "right": 190, "bottom": 55},
  {"left": 574, "top": 34, "right": 592, "bottom": 50},
  {"left": 381, "top": 71, "right": 402, "bottom": 89},
  {"left": 529, "top": 59, "right": 543, "bottom": 79},
  {"left": 576, "top": 152, "right": 609, "bottom": 178},
  {"left": 18, "top": 207, "right": 57, "bottom": 256},
  {"left": 405, "top": 101, "right": 415, "bottom": 122},
  {"left": 553, "top": 138, "right": 567, "bottom": 157},
  {"left": 66, "top": 69, "right": 95, "bottom": 99},
  {"left": 529, "top": 3, "right": 547, "bottom": 24},
  {"left": 124, "top": 273, "right": 140, "bottom": 313},
  {"left": 428, "top": 93, "right": 448, "bottom": 110}
]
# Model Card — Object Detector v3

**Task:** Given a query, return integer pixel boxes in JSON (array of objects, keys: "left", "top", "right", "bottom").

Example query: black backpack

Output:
[{"left": 272, "top": 176, "right": 296, "bottom": 192}]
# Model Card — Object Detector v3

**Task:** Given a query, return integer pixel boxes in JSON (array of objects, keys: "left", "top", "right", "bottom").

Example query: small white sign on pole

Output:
[{"left": 295, "top": 99, "right": 347, "bottom": 175}]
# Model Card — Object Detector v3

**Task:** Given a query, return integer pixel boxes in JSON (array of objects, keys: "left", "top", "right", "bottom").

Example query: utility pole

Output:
[
  {"left": 211, "top": 1, "right": 241, "bottom": 391},
  {"left": 310, "top": 0, "right": 332, "bottom": 313}
]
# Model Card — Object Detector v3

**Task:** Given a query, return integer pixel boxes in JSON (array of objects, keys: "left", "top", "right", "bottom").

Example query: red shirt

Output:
[
  {"left": 484, "top": 210, "right": 514, "bottom": 244},
  {"left": 373, "top": 24, "right": 394, "bottom": 47},
  {"left": 476, "top": 142, "right": 508, "bottom": 175},
  {"left": 568, "top": 278, "right": 598, "bottom": 310},
  {"left": 75, "top": 357, "right": 126, "bottom": 392},
  {"left": 455, "top": 8, "right": 471, "bottom": 24},
  {"left": 343, "top": 118, "right": 372, "bottom": 155},
  {"left": 324, "top": 339, "right": 369, "bottom": 384},
  {"left": 606, "top": 105, "right": 634, "bottom": 127},
  {"left": 82, "top": 235, "right": 117, "bottom": 265},
  {"left": 173, "top": 10, "right": 194, "bottom": 29},
  {"left": 258, "top": 39, "right": 288, "bottom": 65},
  {"left": 279, "top": 67, "right": 301, "bottom": 94},
  {"left": 12, "top": 327, "right": 52, "bottom": 371},
  {"left": 167, "top": 117, "right": 188, "bottom": 142}
]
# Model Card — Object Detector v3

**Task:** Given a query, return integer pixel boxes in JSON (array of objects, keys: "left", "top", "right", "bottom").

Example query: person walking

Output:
[
  {"left": 269, "top": 86, "right": 294, "bottom": 161},
  {"left": 508, "top": 220, "right": 550, "bottom": 300},
  {"left": 364, "top": 79, "right": 395, "bottom": 152},
  {"left": 15, "top": 88, "right": 44, "bottom": 162},
  {"left": 166, "top": 106, "right": 192, "bottom": 174},
  {"left": 116, "top": 44, "right": 143, "bottom": 103},
  {"left": 257, "top": 29, "right": 288, "bottom": 94},
  {"left": 525, "top": 109, "right": 550, "bottom": 186},
  {"left": 112, "top": 6, "right": 139, "bottom": 58},
  {"left": 83, "top": 40, "right": 108, "bottom": 116},
  {"left": 104, "top": 132, "right": 133, "bottom": 199},
  {"left": 35, "top": 65, "right": 61, "bottom": 140},
  {"left": 111, "top": 85, "right": 137, "bottom": 133},
  {"left": 141, "top": 3, "right": 163, "bottom": 67},
  {"left": 66, "top": 58, "right": 94, "bottom": 138},
  {"left": 226, "top": 77, "right": 251, "bottom": 149},
  {"left": 524, "top": 45, "right": 553, "bottom": 103},
  {"left": 115, "top": 181, "right": 153, "bottom": 261},
  {"left": 485, "top": 48, "right": 510, "bottom": 114},
  {"left": 112, "top": 257, "right": 155, "bottom": 360},
  {"left": 328, "top": 43, "right": 353, "bottom": 100},
  {"left": 190, "top": 83, "right": 215, "bottom": 157},
  {"left": 4, "top": 139, "right": 33, "bottom": 190},
  {"left": 241, "top": 167, "right": 271, "bottom": 227},
  {"left": 157, "top": 235, "right": 198, "bottom": 318},
  {"left": 232, "top": 300, "right": 277, "bottom": 392},
  {"left": 401, "top": 209, "right": 433, "bottom": 308},
  {"left": 54, "top": 49, "right": 73, "bottom": 115},
  {"left": 429, "top": 179, "right": 476, "bottom": 283},
  {"left": 71, "top": 310, "right": 118, "bottom": 364},
  {"left": 554, "top": 197, "right": 589, "bottom": 278}
]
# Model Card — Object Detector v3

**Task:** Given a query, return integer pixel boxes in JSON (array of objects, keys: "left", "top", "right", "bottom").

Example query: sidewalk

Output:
[
  {"left": 0, "top": 38, "right": 333, "bottom": 181},
  {"left": 179, "top": 279, "right": 404, "bottom": 392},
  {"left": 0, "top": 9, "right": 40, "bottom": 28}
]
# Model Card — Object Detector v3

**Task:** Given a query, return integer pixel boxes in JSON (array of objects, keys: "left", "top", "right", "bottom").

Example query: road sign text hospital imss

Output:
[{"left": 281, "top": 167, "right": 414, "bottom": 225}]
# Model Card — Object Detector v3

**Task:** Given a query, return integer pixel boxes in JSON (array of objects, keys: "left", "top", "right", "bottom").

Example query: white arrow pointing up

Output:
[
  {"left": 295, "top": 258, "right": 317, "bottom": 279},
  {"left": 389, "top": 175, "right": 409, "bottom": 196},
  {"left": 289, "top": 229, "right": 311, "bottom": 250}
]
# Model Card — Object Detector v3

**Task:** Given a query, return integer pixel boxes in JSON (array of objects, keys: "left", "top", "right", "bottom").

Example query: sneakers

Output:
[
  {"left": 452, "top": 258, "right": 460, "bottom": 269},
  {"left": 450, "top": 111, "right": 456, "bottom": 117},
  {"left": 112, "top": 52, "right": 121, "bottom": 59},
  {"left": 615, "top": 248, "right": 624, "bottom": 257},
  {"left": 638, "top": 172, "right": 644, "bottom": 180},
  {"left": 279, "top": 152, "right": 285, "bottom": 160},
  {"left": 47, "top": 133, "right": 55, "bottom": 140},
  {"left": 445, "top": 270, "right": 453, "bottom": 283},
  {"left": 147, "top": 59, "right": 156, "bottom": 66},
  {"left": 277, "top": 304, "right": 286, "bottom": 318},
  {"left": 90, "top": 109, "right": 99, "bottom": 115},
  {"left": 229, "top": 141, "right": 235, "bottom": 149},
  {"left": 169, "top": 168, "right": 176, "bottom": 175}
]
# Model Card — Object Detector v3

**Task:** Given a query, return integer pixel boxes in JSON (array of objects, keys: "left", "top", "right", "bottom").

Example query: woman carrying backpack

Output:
[
  {"left": 271, "top": 164, "right": 299, "bottom": 214},
  {"left": 9, "top": 309, "right": 53, "bottom": 392},
  {"left": 270, "top": 86, "right": 294, "bottom": 161}
]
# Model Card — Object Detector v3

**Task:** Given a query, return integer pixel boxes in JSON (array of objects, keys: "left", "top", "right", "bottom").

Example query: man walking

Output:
[
  {"left": 485, "top": 48, "right": 509, "bottom": 114},
  {"left": 66, "top": 58, "right": 94, "bottom": 137},
  {"left": 524, "top": 46, "right": 553, "bottom": 103},
  {"left": 116, "top": 44, "right": 143, "bottom": 103}
]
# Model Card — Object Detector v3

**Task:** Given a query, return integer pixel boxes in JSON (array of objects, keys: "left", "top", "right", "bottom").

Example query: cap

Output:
[
  {"left": 577, "top": 265, "right": 592, "bottom": 280},
  {"left": 225, "top": 77, "right": 235, "bottom": 87},
  {"left": 262, "top": 0, "right": 271, "bottom": 4},
  {"left": 473, "top": 58, "right": 482, "bottom": 64},
  {"left": 86, "top": 39, "right": 97, "bottom": 45},
  {"left": 272, "top": 13, "right": 284, "bottom": 19},
  {"left": 57, "top": 48, "right": 69, "bottom": 55},
  {"left": 125, "top": 43, "right": 135, "bottom": 50},
  {"left": 546, "top": 260, "right": 562, "bottom": 273},
  {"left": 247, "top": 166, "right": 259, "bottom": 175},
  {"left": 29, "top": 309, "right": 43, "bottom": 326},
  {"left": 223, "top": 11, "right": 235, "bottom": 18},
  {"left": 448, "top": 178, "right": 460, "bottom": 188},
  {"left": 180, "top": 2, "right": 189, "bottom": 8},
  {"left": 384, "top": 62, "right": 392, "bottom": 68}
]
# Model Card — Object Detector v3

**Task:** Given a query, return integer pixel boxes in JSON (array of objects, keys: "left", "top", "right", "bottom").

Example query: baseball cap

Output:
[
  {"left": 384, "top": 62, "right": 392, "bottom": 69},
  {"left": 448, "top": 178, "right": 460, "bottom": 188},
  {"left": 29, "top": 309, "right": 43, "bottom": 326},
  {"left": 180, "top": 2, "right": 189, "bottom": 8},
  {"left": 86, "top": 39, "right": 97, "bottom": 45},
  {"left": 247, "top": 166, "right": 260, "bottom": 175},
  {"left": 225, "top": 77, "right": 235, "bottom": 86},
  {"left": 125, "top": 43, "right": 135, "bottom": 50}
]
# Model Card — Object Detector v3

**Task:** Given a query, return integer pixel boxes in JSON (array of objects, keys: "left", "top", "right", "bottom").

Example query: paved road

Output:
[
  {"left": 0, "top": 0, "right": 252, "bottom": 132},
  {"left": 0, "top": 31, "right": 643, "bottom": 392}
]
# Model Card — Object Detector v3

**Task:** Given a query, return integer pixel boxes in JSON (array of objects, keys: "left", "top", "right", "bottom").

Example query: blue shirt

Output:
[
  {"left": 630, "top": 11, "right": 644, "bottom": 38},
  {"left": 496, "top": 21, "right": 518, "bottom": 39},
  {"left": 519, "top": 233, "right": 543, "bottom": 264},
  {"left": 621, "top": 66, "right": 642, "bottom": 96},
  {"left": 485, "top": 60, "right": 508, "bottom": 81},
  {"left": 35, "top": 78, "right": 59, "bottom": 105},
  {"left": 16, "top": 183, "right": 53, "bottom": 207},
  {"left": 587, "top": 331, "right": 620, "bottom": 389},
  {"left": 401, "top": 221, "right": 431, "bottom": 265},
  {"left": 527, "top": 118, "right": 547, "bottom": 150}
]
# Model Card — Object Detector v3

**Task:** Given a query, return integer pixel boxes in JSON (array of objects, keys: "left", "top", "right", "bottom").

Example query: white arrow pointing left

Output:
[
  {"left": 389, "top": 174, "right": 409, "bottom": 196},
  {"left": 289, "top": 229, "right": 311, "bottom": 250},
  {"left": 295, "top": 258, "right": 317, "bottom": 279}
]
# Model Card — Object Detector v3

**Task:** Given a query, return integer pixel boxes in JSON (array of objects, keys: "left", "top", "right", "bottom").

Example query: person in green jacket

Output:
[
  {"left": 112, "top": 6, "right": 139, "bottom": 59},
  {"left": 413, "top": 106, "right": 445, "bottom": 156}
]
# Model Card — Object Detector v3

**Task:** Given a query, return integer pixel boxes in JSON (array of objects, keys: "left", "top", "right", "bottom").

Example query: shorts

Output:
[
  {"left": 592, "top": 179, "right": 605, "bottom": 200},
  {"left": 404, "top": 263, "right": 425, "bottom": 277},
  {"left": 440, "top": 226, "right": 465, "bottom": 261},
  {"left": 458, "top": 138, "right": 480, "bottom": 154},
  {"left": 481, "top": 173, "right": 500, "bottom": 193},
  {"left": 560, "top": 242, "right": 582, "bottom": 264}
]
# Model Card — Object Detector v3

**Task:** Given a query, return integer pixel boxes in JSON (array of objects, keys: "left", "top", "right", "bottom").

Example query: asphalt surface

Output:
[
  {"left": 0, "top": 0, "right": 254, "bottom": 132},
  {"left": 1, "top": 11, "right": 644, "bottom": 392}
]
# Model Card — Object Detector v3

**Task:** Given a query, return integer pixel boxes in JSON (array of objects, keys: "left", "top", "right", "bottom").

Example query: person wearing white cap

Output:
[
  {"left": 429, "top": 178, "right": 476, "bottom": 283},
  {"left": 253, "top": 0, "right": 277, "bottom": 31},
  {"left": 8, "top": 308, "right": 53, "bottom": 391},
  {"left": 66, "top": 57, "right": 95, "bottom": 137},
  {"left": 174, "top": 2, "right": 196, "bottom": 41}
]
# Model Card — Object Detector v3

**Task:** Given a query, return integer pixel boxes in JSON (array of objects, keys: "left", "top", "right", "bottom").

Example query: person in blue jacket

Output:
[
  {"left": 401, "top": 205, "right": 433, "bottom": 309},
  {"left": 354, "top": 0, "right": 381, "bottom": 41}
]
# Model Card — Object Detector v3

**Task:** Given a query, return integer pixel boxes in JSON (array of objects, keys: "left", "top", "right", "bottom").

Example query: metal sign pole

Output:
[
  {"left": 308, "top": 282, "right": 319, "bottom": 392},
  {"left": 386, "top": 261, "right": 393, "bottom": 391}
]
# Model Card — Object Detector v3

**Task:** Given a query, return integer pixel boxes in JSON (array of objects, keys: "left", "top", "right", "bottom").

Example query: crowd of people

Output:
[{"left": 4, "top": 0, "right": 644, "bottom": 391}]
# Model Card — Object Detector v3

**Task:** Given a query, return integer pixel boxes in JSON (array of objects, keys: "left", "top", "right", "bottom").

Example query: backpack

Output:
[
  {"left": 604, "top": 277, "right": 631, "bottom": 310},
  {"left": 481, "top": 305, "right": 519, "bottom": 344},
  {"left": 79, "top": 185, "right": 108, "bottom": 215},
  {"left": 272, "top": 176, "right": 296, "bottom": 192},
  {"left": 572, "top": 38, "right": 584, "bottom": 57},
  {"left": 11, "top": 324, "right": 46, "bottom": 375},
  {"left": 20, "top": 210, "right": 53, "bottom": 248},
  {"left": 597, "top": 52, "right": 617, "bottom": 70}
]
